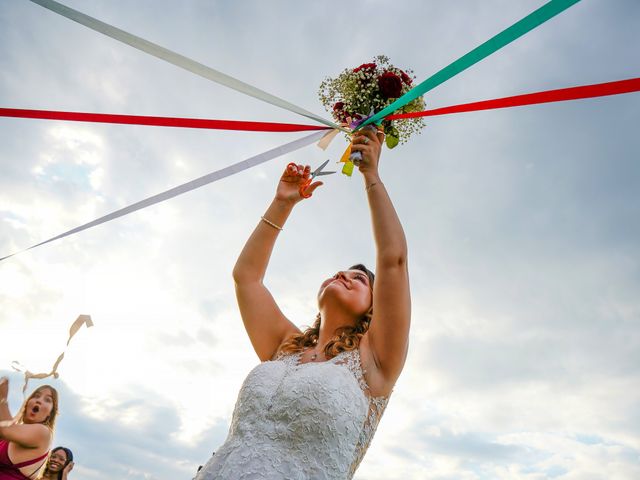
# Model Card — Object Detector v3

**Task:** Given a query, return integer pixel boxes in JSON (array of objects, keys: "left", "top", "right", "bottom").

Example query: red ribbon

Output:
[
  {"left": 1, "top": 78, "right": 638, "bottom": 132},
  {"left": 0, "top": 108, "right": 331, "bottom": 132},
  {"left": 387, "top": 78, "right": 640, "bottom": 120}
]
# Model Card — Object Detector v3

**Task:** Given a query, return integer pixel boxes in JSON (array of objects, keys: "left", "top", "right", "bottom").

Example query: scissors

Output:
[{"left": 293, "top": 159, "right": 336, "bottom": 198}]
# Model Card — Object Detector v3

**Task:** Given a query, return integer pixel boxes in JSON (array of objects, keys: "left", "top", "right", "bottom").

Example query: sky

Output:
[{"left": 0, "top": 0, "right": 639, "bottom": 479}]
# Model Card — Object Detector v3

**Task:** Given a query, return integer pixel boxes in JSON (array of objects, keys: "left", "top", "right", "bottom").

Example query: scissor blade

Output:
[
  {"left": 315, "top": 170, "right": 336, "bottom": 177},
  {"left": 310, "top": 159, "right": 332, "bottom": 180}
]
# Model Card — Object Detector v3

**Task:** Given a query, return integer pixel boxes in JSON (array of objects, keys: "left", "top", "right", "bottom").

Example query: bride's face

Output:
[{"left": 318, "top": 270, "right": 372, "bottom": 316}]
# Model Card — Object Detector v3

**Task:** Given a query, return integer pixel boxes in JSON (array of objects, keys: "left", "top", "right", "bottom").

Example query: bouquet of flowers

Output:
[{"left": 318, "top": 55, "right": 425, "bottom": 149}]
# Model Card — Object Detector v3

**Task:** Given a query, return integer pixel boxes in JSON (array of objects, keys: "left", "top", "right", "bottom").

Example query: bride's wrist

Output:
[
  {"left": 363, "top": 172, "right": 382, "bottom": 187},
  {"left": 273, "top": 196, "right": 298, "bottom": 209}
]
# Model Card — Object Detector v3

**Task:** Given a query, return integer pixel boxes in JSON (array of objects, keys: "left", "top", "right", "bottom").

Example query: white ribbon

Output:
[
  {"left": 1, "top": 130, "right": 326, "bottom": 261},
  {"left": 28, "top": 0, "right": 345, "bottom": 131},
  {"left": 11, "top": 315, "right": 94, "bottom": 393},
  {"left": 0, "top": 315, "right": 93, "bottom": 426}
]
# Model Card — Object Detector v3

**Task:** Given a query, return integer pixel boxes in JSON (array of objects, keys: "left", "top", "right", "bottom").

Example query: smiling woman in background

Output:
[
  {"left": 42, "top": 447, "right": 73, "bottom": 480},
  {"left": 0, "top": 378, "right": 58, "bottom": 480}
]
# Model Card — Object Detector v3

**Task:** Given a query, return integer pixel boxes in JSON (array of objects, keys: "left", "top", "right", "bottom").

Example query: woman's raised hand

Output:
[
  {"left": 63, "top": 461, "right": 74, "bottom": 476},
  {"left": 275, "top": 163, "right": 323, "bottom": 204},
  {"left": 350, "top": 126, "right": 385, "bottom": 178}
]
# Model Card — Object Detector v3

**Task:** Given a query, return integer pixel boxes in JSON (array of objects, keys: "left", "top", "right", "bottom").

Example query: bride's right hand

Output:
[{"left": 275, "top": 163, "right": 323, "bottom": 204}]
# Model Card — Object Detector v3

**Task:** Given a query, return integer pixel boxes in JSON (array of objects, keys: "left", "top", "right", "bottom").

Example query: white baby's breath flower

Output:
[{"left": 318, "top": 55, "right": 425, "bottom": 144}]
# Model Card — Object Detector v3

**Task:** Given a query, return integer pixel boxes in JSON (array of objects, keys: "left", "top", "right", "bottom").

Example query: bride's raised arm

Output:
[
  {"left": 352, "top": 127, "right": 411, "bottom": 394},
  {"left": 232, "top": 164, "right": 324, "bottom": 361}
]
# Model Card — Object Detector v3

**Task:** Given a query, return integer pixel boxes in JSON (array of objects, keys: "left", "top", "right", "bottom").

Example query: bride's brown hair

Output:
[{"left": 277, "top": 264, "right": 375, "bottom": 359}]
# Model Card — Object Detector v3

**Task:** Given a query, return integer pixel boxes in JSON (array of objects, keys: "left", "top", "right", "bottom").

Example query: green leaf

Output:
[{"left": 385, "top": 133, "right": 399, "bottom": 149}]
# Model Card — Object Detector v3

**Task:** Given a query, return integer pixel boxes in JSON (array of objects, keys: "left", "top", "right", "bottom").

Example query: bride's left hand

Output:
[{"left": 350, "top": 126, "right": 385, "bottom": 178}]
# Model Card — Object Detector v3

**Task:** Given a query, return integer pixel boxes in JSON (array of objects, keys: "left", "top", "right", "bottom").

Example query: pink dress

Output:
[{"left": 0, "top": 440, "right": 49, "bottom": 480}]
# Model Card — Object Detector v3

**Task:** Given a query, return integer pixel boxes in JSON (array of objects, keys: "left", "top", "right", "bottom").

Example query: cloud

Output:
[
  {"left": 1, "top": 372, "right": 228, "bottom": 480},
  {"left": 1, "top": 1, "right": 639, "bottom": 479}
]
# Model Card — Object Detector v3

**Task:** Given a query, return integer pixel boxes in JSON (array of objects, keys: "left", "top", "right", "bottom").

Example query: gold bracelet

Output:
[
  {"left": 0, "top": 398, "right": 7, "bottom": 406},
  {"left": 366, "top": 182, "right": 382, "bottom": 192},
  {"left": 261, "top": 216, "right": 283, "bottom": 231}
]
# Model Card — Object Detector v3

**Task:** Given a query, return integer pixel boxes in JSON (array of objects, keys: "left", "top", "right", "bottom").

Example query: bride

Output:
[{"left": 197, "top": 127, "right": 411, "bottom": 479}]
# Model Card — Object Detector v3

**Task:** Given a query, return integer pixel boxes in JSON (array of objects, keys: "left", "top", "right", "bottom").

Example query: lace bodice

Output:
[{"left": 196, "top": 349, "right": 389, "bottom": 479}]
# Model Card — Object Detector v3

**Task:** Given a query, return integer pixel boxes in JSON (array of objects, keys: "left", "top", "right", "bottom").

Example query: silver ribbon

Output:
[
  {"left": 1, "top": 130, "right": 326, "bottom": 261},
  {"left": 28, "top": 0, "right": 344, "bottom": 131}
]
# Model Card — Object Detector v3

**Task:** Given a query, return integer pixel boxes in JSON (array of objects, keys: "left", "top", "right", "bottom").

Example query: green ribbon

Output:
[{"left": 359, "top": 0, "right": 581, "bottom": 129}]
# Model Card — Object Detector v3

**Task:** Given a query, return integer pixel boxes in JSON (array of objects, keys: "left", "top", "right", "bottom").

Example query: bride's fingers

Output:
[
  {"left": 350, "top": 143, "right": 368, "bottom": 153},
  {"left": 357, "top": 126, "right": 380, "bottom": 145},
  {"left": 283, "top": 163, "right": 307, "bottom": 183},
  {"left": 283, "top": 163, "right": 297, "bottom": 180},
  {"left": 305, "top": 181, "right": 323, "bottom": 196},
  {"left": 283, "top": 163, "right": 315, "bottom": 192},
  {"left": 300, "top": 180, "right": 323, "bottom": 198},
  {"left": 285, "top": 163, "right": 309, "bottom": 176}
]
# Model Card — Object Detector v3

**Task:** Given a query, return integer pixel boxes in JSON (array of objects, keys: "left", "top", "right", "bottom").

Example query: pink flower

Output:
[{"left": 377, "top": 71, "right": 403, "bottom": 99}]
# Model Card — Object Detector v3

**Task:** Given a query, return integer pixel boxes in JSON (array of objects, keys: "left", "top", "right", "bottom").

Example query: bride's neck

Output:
[{"left": 316, "top": 306, "right": 357, "bottom": 349}]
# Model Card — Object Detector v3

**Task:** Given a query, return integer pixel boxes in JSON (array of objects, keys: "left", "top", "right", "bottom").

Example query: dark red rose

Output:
[
  {"left": 377, "top": 71, "right": 403, "bottom": 99},
  {"left": 400, "top": 70, "right": 412, "bottom": 85},
  {"left": 353, "top": 63, "right": 377, "bottom": 73},
  {"left": 332, "top": 102, "right": 348, "bottom": 122}
]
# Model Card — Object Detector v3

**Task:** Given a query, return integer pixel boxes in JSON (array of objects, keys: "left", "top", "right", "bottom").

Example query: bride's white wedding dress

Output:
[{"left": 196, "top": 349, "right": 389, "bottom": 480}]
